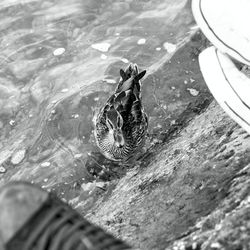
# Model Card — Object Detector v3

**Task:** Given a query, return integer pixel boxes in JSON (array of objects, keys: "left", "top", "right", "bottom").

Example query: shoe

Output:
[
  {"left": 192, "top": 0, "right": 250, "bottom": 66},
  {"left": 0, "top": 181, "right": 130, "bottom": 250},
  {"left": 199, "top": 46, "right": 250, "bottom": 134},
  {"left": 93, "top": 63, "right": 148, "bottom": 162}
]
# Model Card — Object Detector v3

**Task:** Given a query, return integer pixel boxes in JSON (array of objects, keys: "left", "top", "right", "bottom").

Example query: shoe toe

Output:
[{"left": 0, "top": 182, "right": 48, "bottom": 244}]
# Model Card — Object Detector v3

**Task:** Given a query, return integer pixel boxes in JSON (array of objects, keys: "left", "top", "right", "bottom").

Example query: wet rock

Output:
[{"left": 76, "top": 102, "right": 250, "bottom": 250}]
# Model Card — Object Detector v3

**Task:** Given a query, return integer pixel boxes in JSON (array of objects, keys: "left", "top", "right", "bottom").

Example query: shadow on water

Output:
[{"left": 0, "top": 0, "right": 210, "bottom": 199}]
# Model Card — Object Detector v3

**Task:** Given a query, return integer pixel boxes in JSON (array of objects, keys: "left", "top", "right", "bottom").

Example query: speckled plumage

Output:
[{"left": 93, "top": 63, "right": 148, "bottom": 162}]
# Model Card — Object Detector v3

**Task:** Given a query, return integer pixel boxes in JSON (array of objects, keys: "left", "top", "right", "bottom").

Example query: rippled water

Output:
[{"left": 0, "top": 0, "right": 206, "bottom": 199}]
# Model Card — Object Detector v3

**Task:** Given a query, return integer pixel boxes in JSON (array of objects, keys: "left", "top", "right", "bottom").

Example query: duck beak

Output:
[{"left": 113, "top": 129, "right": 125, "bottom": 148}]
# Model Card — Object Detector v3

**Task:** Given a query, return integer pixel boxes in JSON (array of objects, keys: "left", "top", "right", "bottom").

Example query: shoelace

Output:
[{"left": 7, "top": 194, "right": 130, "bottom": 250}]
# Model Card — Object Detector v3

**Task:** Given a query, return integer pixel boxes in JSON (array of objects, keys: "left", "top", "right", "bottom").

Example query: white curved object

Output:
[
  {"left": 199, "top": 46, "right": 250, "bottom": 134},
  {"left": 192, "top": 0, "right": 250, "bottom": 66}
]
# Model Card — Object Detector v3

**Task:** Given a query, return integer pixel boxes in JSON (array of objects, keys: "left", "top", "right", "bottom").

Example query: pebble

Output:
[
  {"left": 53, "top": 47, "right": 65, "bottom": 56},
  {"left": 170, "top": 120, "right": 176, "bottom": 125},
  {"left": 74, "top": 153, "right": 82, "bottom": 159},
  {"left": 137, "top": 38, "right": 146, "bottom": 45},
  {"left": 105, "top": 79, "right": 116, "bottom": 84},
  {"left": 72, "top": 114, "right": 79, "bottom": 118},
  {"left": 41, "top": 161, "right": 51, "bottom": 167},
  {"left": 210, "top": 242, "right": 222, "bottom": 249},
  {"left": 11, "top": 149, "right": 26, "bottom": 165},
  {"left": 156, "top": 47, "right": 161, "bottom": 51},
  {"left": 91, "top": 42, "right": 111, "bottom": 52},
  {"left": 187, "top": 88, "right": 199, "bottom": 96},
  {"left": 190, "top": 78, "right": 195, "bottom": 83},
  {"left": 9, "top": 120, "right": 15, "bottom": 126},
  {"left": 184, "top": 80, "right": 188, "bottom": 84},
  {"left": 0, "top": 166, "right": 6, "bottom": 173},
  {"left": 163, "top": 42, "right": 177, "bottom": 53},
  {"left": 192, "top": 242, "right": 198, "bottom": 249},
  {"left": 61, "top": 88, "right": 69, "bottom": 93},
  {"left": 121, "top": 58, "right": 129, "bottom": 63},
  {"left": 100, "top": 54, "right": 107, "bottom": 60},
  {"left": 44, "top": 178, "right": 48, "bottom": 183}
]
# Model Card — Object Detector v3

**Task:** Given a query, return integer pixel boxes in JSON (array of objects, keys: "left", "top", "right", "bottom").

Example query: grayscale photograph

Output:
[{"left": 0, "top": 0, "right": 249, "bottom": 249}]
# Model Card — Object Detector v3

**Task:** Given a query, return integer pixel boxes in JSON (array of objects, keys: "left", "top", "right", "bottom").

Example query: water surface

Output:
[{"left": 0, "top": 0, "right": 208, "bottom": 200}]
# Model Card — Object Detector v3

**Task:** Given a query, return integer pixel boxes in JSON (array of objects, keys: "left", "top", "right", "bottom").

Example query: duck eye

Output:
[{"left": 117, "top": 116, "right": 123, "bottom": 128}]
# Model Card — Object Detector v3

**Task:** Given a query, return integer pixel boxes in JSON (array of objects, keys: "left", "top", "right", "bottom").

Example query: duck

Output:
[{"left": 93, "top": 63, "right": 148, "bottom": 162}]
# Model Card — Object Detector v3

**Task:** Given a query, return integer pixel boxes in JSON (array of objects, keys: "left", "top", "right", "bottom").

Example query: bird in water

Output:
[{"left": 93, "top": 63, "right": 148, "bottom": 162}]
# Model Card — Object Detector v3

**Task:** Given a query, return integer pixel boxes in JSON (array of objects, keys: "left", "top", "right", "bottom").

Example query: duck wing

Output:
[
  {"left": 113, "top": 69, "right": 146, "bottom": 123},
  {"left": 100, "top": 65, "right": 146, "bottom": 125}
]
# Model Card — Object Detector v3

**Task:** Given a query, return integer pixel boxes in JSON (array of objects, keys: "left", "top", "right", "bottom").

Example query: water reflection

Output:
[{"left": 0, "top": 0, "right": 206, "bottom": 199}]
